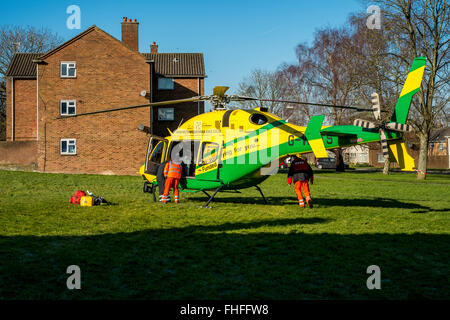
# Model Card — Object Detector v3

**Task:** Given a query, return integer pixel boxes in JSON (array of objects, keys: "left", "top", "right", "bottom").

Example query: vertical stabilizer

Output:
[{"left": 390, "top": 57, "right": 426, "bottom": 124}]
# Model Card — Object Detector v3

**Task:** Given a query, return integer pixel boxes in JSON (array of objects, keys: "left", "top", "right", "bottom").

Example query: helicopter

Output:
[{"left": 66, "top": 57, "right": 426, "bottom": 207}]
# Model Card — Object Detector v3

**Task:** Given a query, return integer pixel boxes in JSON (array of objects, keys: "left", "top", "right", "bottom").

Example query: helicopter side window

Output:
[
  {"left": 150, "top": 141, "right": 164, "bottom": 163},
  {"left": 200, "top": 142, "right": 219, "bottom": 165},
  {"left": 249, "top": 113, "right": 268, "bottom": 125}
]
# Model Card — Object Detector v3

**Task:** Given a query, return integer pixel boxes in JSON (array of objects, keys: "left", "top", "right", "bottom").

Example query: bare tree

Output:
[
  {"left": 277, "top": 61, "right": 321, "bottom": 125},
  {"left": 292, "top": 27, "right": 364, "bottom": 171},
  {"left": 0, "top": 25, "right": 62, "bottom": 140},
  {"left": 369, "top": 0, "right": 449, "bottom": 179},
  {"left": 0, "top": 25, "right": 63, "bottom": 77},
  {"left": 236, "top": 69, "right": 287, "bottom": 116},
  {"left": 344, "top": 14, "right": 406, "bottom": 174}
]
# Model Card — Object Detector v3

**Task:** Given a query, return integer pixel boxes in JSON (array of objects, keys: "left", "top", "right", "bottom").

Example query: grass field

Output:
[{"left": 0, "top": 169, "right": 449, "bottom": 299}]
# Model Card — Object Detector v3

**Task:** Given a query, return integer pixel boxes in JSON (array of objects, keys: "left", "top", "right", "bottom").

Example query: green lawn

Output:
[{"left": 0, "top": 169, "right": 449, "bottom": 299}]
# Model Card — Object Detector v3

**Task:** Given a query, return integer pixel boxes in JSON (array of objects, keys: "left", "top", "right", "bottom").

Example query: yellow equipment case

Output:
[{"left": 80, "top": 196, "right": 94, "bottom": 207}]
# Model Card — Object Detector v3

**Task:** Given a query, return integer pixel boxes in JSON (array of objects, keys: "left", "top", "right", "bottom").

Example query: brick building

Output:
[{"left": 4, "top": 18, "right": 206, "bottom": 175}]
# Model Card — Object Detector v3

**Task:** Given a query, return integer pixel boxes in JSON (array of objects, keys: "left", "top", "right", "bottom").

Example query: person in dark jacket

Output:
[
  {"left": 287, "top": 154, "right": 314, "bottom": 208},
  {"left": 156, "top": 160, "right": 168, "bottom": 202}
]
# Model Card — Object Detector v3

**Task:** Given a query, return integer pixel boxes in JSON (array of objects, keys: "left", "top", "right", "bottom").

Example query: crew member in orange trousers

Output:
[
  {"left": 287, "top": 154, "right": 314, "bottom": 208},
  {"left": 162, "top": 158, "right": 183, "bottom": 204}
]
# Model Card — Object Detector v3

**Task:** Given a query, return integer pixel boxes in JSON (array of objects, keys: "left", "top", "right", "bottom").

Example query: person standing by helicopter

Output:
[
  {"left": 156, "top": 159, "right": 169, "bottom": 202},
  {"left": 287, "top": 154, "right": 314, "bottom": 208},
  {"left": 162, "top": 157, "right": 183, "bottom": 204}
]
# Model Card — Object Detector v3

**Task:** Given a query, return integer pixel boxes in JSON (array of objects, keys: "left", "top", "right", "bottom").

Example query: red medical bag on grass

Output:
[{"left": 70, "top": 190, "right": 86, "bottom": 204}]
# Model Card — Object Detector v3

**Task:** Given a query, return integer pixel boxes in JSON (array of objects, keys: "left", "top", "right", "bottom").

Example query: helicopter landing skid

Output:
[
  {"left": 202, "top": 186, "right": 224, "bottom": 208},
  {"left": 255, "top": 185, "right": 268, "bottom": 204},
  {"left": 202, "top": 190, "right": 213, "bottom": 201},
  {"left": 201, "top": 185, "right": 268, "bottom": 208}
]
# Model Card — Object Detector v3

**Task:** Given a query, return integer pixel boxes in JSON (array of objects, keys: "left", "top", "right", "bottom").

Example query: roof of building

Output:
[
  {"left": 430, "top": 127, "right": 450, "bottom": 141},
  {"left": 5, "top": 26, "right": 206, "bottom": 78},
  {"left": 5, "top": 53, "right": 42, "bottom": 78},
  {"left": 143, "top": 53, "right": 206, "bottom": 78}
]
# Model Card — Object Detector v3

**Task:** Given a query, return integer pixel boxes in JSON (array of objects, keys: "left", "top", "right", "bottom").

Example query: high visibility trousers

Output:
[
  {"left": 162, "top": 177, "right": 180, "bottom": 203},
  {"left": 294, "top": 180, "right": 311, "bottom": 207}
]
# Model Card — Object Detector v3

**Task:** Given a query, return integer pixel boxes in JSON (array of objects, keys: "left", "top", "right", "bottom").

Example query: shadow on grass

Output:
[
  {"left": 187, "top": 195, "right": 433, "bottom": 211},
  {"left": 1, "top": 217, "right": 448, "bottom": 300}
]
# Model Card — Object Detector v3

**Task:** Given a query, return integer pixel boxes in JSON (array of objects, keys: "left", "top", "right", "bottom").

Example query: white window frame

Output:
[
  {"left": 158, "top": 77, "right": 174, "bottom": 90},
  {"left": 358, "top": 153, "right": 369, "bottom": 163},
  {"left": 60, "top": 138, "right": 77, "bottom": 155},
  {"left": 158, "top": 107, "right": 175, "bottom": 121},
  {"left": 60, "top": 61, "right": 76, "bottom": 78},
  {"left": 60, "top": 100, "right": 76, "bottom": 116},
  {"left": 377, "top": 153, "right": 385, "bottom": 163}
]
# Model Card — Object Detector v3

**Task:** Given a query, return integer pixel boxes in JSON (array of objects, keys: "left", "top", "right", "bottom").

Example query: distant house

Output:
[
  {"left": 428, "top": 127, "right": 450, "bottom": 168},
  {"left": 344, "top": 145, "right": 370, "bottom": 165},
  {"left": 366, "top": 128, "right": 450, "bottom": 169},
  {"left": 3, "top": 18, "right": 206, "bottom": 175},
  {"left": 429, "top": 127, "right": 450, "bottom": 156}
]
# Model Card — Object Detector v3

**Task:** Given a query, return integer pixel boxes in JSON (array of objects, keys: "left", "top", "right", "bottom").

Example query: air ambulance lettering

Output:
[
  {"left": 288, "top": 135, "right": 305, "bottom": 146},
  {"left": 288, "top": 135, "right": 295, "bottom": 146},
  {"left": 197, "top": 162, "right": 218, "bottom": 173}
]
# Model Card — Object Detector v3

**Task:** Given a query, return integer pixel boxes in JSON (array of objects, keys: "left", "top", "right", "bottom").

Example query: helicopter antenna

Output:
[{"left": 176, "top": 118, "right": 184, "bottom": 130}]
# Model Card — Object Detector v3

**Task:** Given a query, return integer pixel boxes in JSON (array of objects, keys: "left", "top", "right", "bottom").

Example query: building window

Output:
[
  {"left": 349, "top": 153, "right": 356, "bottom": 161},
  {"left": 439, "top": 143, "right": 444, "bottom": 152},
  {"left": 60, "top": 139, "right": 76, "bottom": 155},
  {"left": 377, "top": 153, "right": 385, "bottom": 163},
  {"left": 60, "top": 100, "right": 76, "bottom": 116},
  {"left": 358, "top": 153, "right": 369, "bottom": 163},
  {"left": 61, "top": 62, "right": 76, "bottom": 78},
  {"left": 158, "top": 77, "right": 174, "bottom": 90},
  {"left": 158, "top": 108, "right": 174, "bottom": 121}
]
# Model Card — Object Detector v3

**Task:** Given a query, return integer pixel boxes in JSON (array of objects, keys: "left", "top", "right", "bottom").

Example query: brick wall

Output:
[
  {"left": 6, "top": 78, "right": 11, "bottom": 141},
  {"left": 0, "top": 141, "right": 37, "bottom": 166},
  {"left": 6, "top": 78, "right": 37, "bottom": 141},
  {"left": 429, "top": 140, "right": 448, "bottom": 156},
  {"left": 37, "top": 28, "right": 151, "bottom": 175},
  {"left": 153, "top": 77, "right": 204, "bottom": 137}
]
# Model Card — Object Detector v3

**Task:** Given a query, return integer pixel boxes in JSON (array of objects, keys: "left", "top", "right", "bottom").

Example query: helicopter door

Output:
[
  {"left": 145, "top": 136, "right": 168, "bottom": 175},
  {"left": 195, "top": 141, "right": 222, "bottom": 179},
  {"left": 167, "top": 140, "right": 200, "bottom": 178}
]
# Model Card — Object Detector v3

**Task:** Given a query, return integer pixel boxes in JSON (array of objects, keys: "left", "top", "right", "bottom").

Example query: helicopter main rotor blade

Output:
[
  {"left": 232, "top": 96, "right": 375, "bottom": 112},
  {"left": 59, "top": 97, "right": 203, "bottom": 118}
]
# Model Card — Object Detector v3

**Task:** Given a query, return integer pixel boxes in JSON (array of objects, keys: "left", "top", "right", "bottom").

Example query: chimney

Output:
[
  {"left": 121, "top": 17, "right": 139, "bottom": 51},
  {"left": 150, "top": 41, "right": 158, "bottom": 54}
]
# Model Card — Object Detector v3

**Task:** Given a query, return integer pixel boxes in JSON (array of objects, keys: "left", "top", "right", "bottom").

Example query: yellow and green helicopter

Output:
[{"left": 69, "top": 57, "right": 426, "bottom": 206}]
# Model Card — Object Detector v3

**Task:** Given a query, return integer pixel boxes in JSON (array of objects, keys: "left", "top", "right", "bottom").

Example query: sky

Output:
[{"left": 1, "top": 0, "right": 366, "bottom": 98}]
